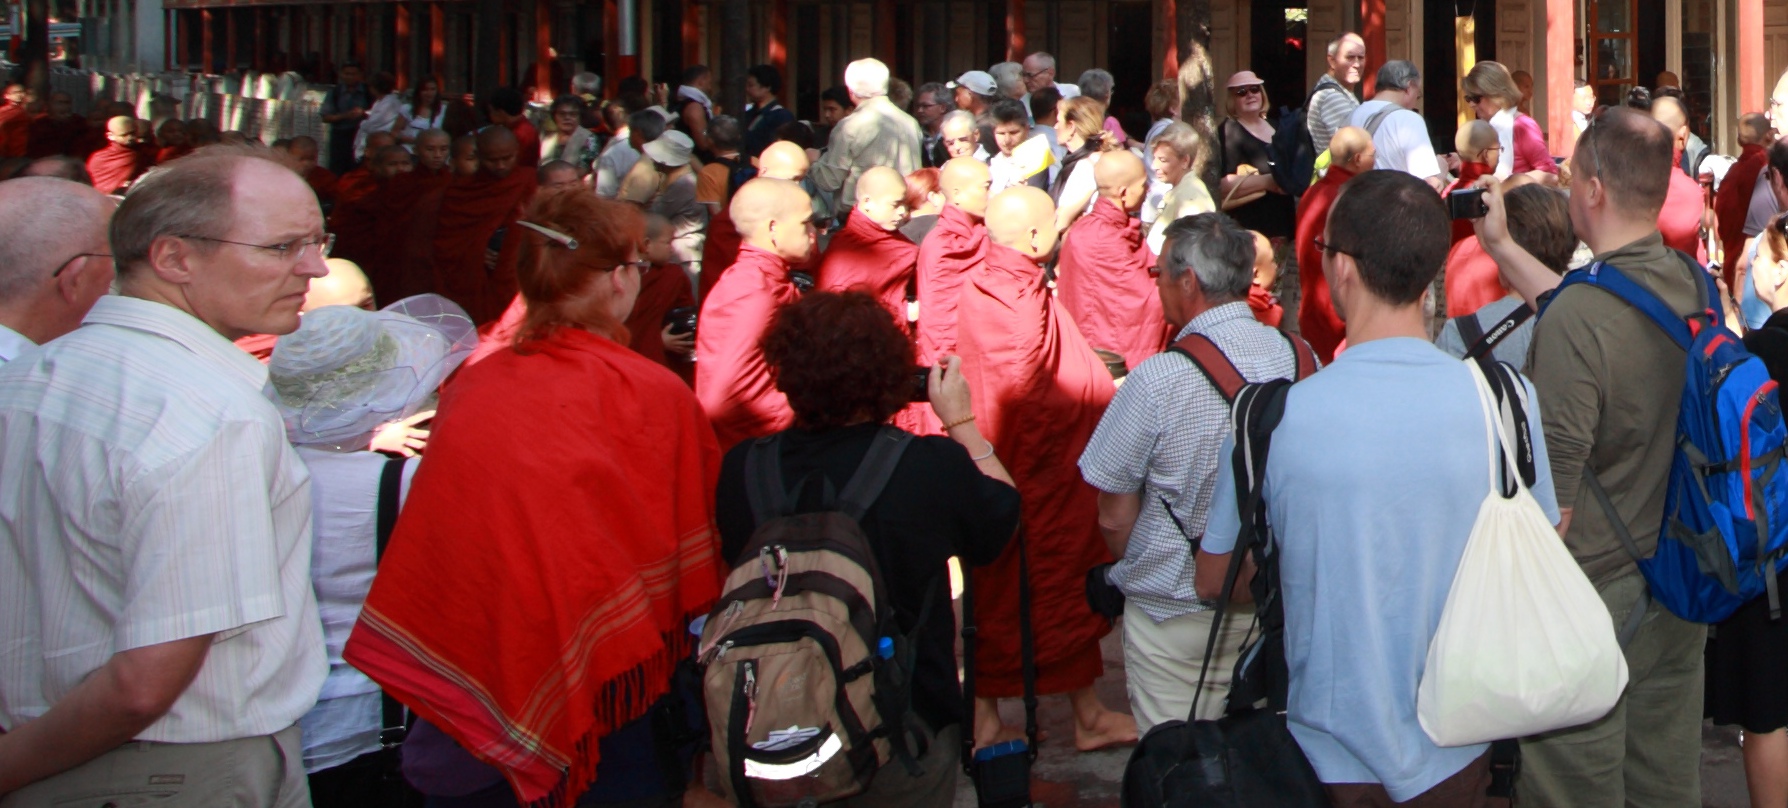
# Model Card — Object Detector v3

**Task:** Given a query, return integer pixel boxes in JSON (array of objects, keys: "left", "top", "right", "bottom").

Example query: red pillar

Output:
[
  {"left": 1158, "top": 0, "right": 1178, "bottom": 79},
  {"left": 396, "top": 4, "right": 412, "bottom": 87},
  {"left": 1359, "top": 0, "right": 1385, "bottom": 97},
  {"left": 430, "top": 3, "right": 446, "bottom": 77},
  {"left": 536, "top": 0, "right": 553, "bottom": 97},
  {"left": 1741, "top": 0, "right": 1765, "bottom": 112},
  {"left": 1546, "top": 0, "right": 1575, "bottom": 155},
  {"left": 875, "top": 0, "right": 896, "bottom": 66},
  {"left": 201, "top": 8, "right": 214, "bottom": 74},
  {"left": 768, "top": 0, "right": 787, "bottom": 77},
  {"left": 1006, "top": 0, "right": 1025, "bottom": 61},
  {"left": 682, "top": 0, "right": 701, "bottom": 68}
]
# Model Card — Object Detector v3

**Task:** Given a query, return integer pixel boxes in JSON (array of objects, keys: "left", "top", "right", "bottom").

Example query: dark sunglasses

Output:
[
  {"left": 1231, "top": 85, "right": 1264, "bottom": 97},
  {"left": 1464, "top": 94, "right": 1484, "bottom": 104}
]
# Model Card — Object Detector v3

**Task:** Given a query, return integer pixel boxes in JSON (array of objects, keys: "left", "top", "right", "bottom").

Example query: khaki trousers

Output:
[
  {"left": 836, "top": 721, "right": 959, "bottom": 808},
  {"left": 1517, "top": 572, "right": 1706, "bottom": 808},
  {"left": 1121, "top": 603, "right": 1257, "bottom": 733},
  {"left": 1, "top": 723, "right": 309, "bottom": 808}
]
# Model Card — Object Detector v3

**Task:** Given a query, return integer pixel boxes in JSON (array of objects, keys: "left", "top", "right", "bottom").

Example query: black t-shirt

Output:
[
  {"left": 1219, "top": 117, "right": 1295, "bottom": 238},
  {"left": 716, "top": 423, "right": 1021, "bottom": 731},
  {"left": 1744, "top": 310, "right": 1788, "bottom": 384}
]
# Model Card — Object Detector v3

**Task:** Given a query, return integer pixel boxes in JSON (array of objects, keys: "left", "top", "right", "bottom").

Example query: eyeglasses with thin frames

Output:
[
  {"left": 177, "top": 233, "right": 334, "bottom": 263},
  {"left": 1311, "top": 236, "right": 1353, "bottom": 259}
]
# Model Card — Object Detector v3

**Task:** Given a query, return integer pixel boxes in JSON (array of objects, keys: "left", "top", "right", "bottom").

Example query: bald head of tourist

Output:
[
  {"left": 416, "top": 128, "right": 453, "bottom": 172},
  {"left": 367, "top": 145, "right": 414, "bottom": 181},
  {"left": 287, "top": 136, "right": 321, "bottom": 172},
  {"left": 106, "top": 116, "right": 139, "bottom": 147},
  {"left": 536, "top": 160, "right": 581, "bottom": 196},
  {"left": 1651, "top": 96, "right": 1690, "bottom": 152},
  {"left": 731, "top": 178, "right": 815, "bottom": 262},
  {"left": 984, "top": 185, "right": 1059, "bottom": 261},
  {"left": 475, "top": 127, "right": 520, "bottom": 179},
  {"left": 1740, "top": 113, "right": 1774, "bottom": 148},
  {"left": 1329, "top": 126, "right": 1377, "bottom": 174},
  {"left": 1093, "top": 150, "right": 1148, "bottom": 214},
  {"left": 302, "top": 257, "right": 375, "bottom": 312},
  {"left": 451, "top": 135, "right": 480, "bottom": 177},
  {"left": 0, "top": 177, "right": 117, "bottom": 346},
  {"left": 939, "top": 157, "right": 993, "bottom": 221},
  {"left": 855, "top": 166, "right": 911, "bottom": 231},
  {"left": 757, "top": 140, "right": 811, "bottom": 182}
]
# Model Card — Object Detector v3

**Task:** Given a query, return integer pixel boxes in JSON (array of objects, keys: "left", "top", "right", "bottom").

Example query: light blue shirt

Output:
[
  {"left": 1204, "top": 338, "right": 1559, "bottom": 801},
  {"left": 1744, "top": 240, "right": 1772, "bottom": 330}
]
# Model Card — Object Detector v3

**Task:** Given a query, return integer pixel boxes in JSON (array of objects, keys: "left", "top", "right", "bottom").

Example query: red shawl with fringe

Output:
[
  {"left": 86, "top": 142, "right": 146, "bottom": 194},
  {"left": 913, "top": 204, "right": 989, "bottom": 367},
  {"left": 694, "top": 243, "right": 798, "bottom": 451},
  {"left": 816, "top": 207, "right": 919, "bottom": 325},
  {"left": 625, "top": 263, "right": 696, "bottom": 386},
  {"left": 1717, "top": 144, "right": 1767, "bottom": 287},
  {"left": 956, "top": 242, "right": 1115, "bottom": 696},
  {"left": 1055, "top": 197, "right": 1167, "bottom": 372},
  {"left": 432, "top": 168, "right": 537, "bottom": 324},
  {"left": 344, "top": 327, "right": 722, "bottom": 807}
]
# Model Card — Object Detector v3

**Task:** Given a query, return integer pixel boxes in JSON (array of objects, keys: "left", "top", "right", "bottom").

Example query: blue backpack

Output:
[{"left": 1546, "top": 256, "right": 1788, "bottom": 625}]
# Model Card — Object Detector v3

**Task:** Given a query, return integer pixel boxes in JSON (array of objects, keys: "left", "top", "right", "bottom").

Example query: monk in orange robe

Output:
[
  {"left": 816, "top": 166, "right": 918, "bottom": 326},
  {"left": 626, "top": 214, "right": 697, "bottom": 385},
  {"left": 432, "top": 126, "right": 537, "bottom": 324},
  {"left": 1055, "top": 151, "right": 1166, "bottom": 373},
  {"left": 1296, "top": 126, "right": 1375, "bottom": 363},
  {"left": 0, "top": 83, "right": 29, "bottom": 158},
  {"left": 695, "top": 177, "right": 810, "bottom": 450},
  {"left": 915, "top": 157, "right": 992, "bottom": 367},
  {"left": 85, "top": 117, "right": 148, "bottom": 194},
  {"left": 956, "top": 184, "right": 1136, "bottom": 752}
]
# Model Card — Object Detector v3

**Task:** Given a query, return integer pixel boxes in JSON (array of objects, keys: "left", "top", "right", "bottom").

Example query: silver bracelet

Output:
[{"left": 970, "top": 441, "right": 996, "bottom": 462}]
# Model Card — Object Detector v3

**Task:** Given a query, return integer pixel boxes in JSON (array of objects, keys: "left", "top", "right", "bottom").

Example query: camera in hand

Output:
[
  {"left": 1447, "top": 188, "right": 1489, "bottom": 221},
  {"left": 789, "top": 271, "right": 816, "bottom": 294},
  {"left": 663, "top": 306, "right": 698, "bottom": 337},
  {"left": 910, "top": 365, "right": 931, "bottom": 403}
]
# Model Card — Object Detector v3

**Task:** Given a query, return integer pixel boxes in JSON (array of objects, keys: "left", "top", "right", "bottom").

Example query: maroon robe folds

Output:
[
  {"left": 698, "top": 208, "right": 742, "bottom": 303},
  {"left": 0, "top": 101, "right": 27, "bottom": 158},
  {"left": 431, "top": 168, "right": 537, "bottom": 325},
  {"left": 816, "top": 208, "right": 919, "bottom": 326},
  {"left": 305, "top": 165, "right": 341, "bottom": 205},
  {"left": 1295, "top": 166, "right": 1354, "bottom": 364},
  {"left": 695, "top": 244, "right": 800, "bottom": 451},
  {"left": 26, "top": 114, "right": 86, "bottom": 158},
  {"left": 625, "top": 263, "right": 697, "bottom": 386},
  {"left": 957, "top": 242, "right": 1116, "bottom": 696},
  {"left": 333, "top": 167, "right": 380, "bottom": 207},
  {"left": 85, "top": 142, "right": 147, "bottom": 194},
  {"left": 1055, "top": 197, "right": 1168, "bottom": 371},
  {"left": 914, "top": 204, "right": 990, "bottom": 366},
  {"left": 1716, "top": 143, "right": 1767, "bottom": 287}
]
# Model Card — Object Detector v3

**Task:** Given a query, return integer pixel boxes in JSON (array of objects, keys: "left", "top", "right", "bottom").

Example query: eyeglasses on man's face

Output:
[{"left": 178, "top": 233, "right": 335, "bottom": 263}]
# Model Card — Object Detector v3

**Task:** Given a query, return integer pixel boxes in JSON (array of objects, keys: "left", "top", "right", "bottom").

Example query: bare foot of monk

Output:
[
  {"left": 973, "top": 695, "right": 1029, "bottom": 749},
  {"left": 1069, "top": 686, "right": 1138, "bottom": 752}
]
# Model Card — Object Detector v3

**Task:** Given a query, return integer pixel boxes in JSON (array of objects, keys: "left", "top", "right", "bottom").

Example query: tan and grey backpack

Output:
[{"left": 698, "top": 426, "right": 935, "bottom": 808}]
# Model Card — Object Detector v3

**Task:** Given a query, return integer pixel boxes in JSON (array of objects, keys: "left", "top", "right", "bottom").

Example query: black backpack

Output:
[{"left": 1269, "top": 76, "right": 1344, "bottom": 201}]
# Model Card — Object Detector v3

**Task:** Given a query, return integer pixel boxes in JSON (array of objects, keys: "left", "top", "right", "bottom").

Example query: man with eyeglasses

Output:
[
  {"left": 0, "top": 177, "right": 114, "bottom": 365},
  {"left": 0, "top": 144, "right": 330, "bottom": 806},
  {"left": 1018, "top": 51, "right": 1080, "bottom": 114},
  {"left": 914, "top": 82, "right": 955, "bottom": 168}
]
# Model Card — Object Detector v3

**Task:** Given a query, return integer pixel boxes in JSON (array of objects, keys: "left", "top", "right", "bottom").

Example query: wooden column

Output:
[
  {"left": 201, "top": 8, "right": 214, "bottom": 74},
  {"left": 1006, "top": 0, "right": 1025, "bottom": 61},
  {"left": 1359, "top": 0, "right": 1385, "bottom": 96},
  {"left": 475, "top": 0, "right": 500, "bottom": 98},
  {"left": 536, "top": 0, "right": 553, "bottom": 96},
  {"left": 719, "top": 0, "right": 748, "bottom": 112},
  {"left": 683, "top": 0, "right": 702, "bottom": 68},
  {"left": 320, "top": 6, "right": 333, "bottom": 75},
  {"left": 875, "top": 0, "right": 896, "bottom": 66},
  {"left": 1741, "top": 0, "right": 1764, "bottom": 113},
  {"left": 768, "top": 0, "right": 787, "bottom": 76},
  {"left": 1158, "top": 0, "right": 1178, "bottom": 79},
  {"left": 1546, "top": 0, "right": 1574, "bottom": 155},
  {"left": 604, "top": 0, "right": 621, "bottom": 86},
  {"left": 431, "top": 2, "right": 446, "bottom": 77},
  {"left": 226, "top": 8, "right": 240, "bottom": 71},
  {"left": 353, "top": 4, "right": 369, "bottom": 66},
  {"left": 395, "top": 4, "right": 412, "bottom": 87}
]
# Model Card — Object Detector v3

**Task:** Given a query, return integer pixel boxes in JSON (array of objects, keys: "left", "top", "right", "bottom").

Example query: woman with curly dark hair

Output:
[{"left": 714, "top": 290, "right": 1021, "bottom": 808}]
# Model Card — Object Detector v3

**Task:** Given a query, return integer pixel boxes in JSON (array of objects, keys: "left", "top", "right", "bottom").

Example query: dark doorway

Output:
[
  {"left": 1248, "top": 1, "right": 1308, "bottom": 120},
  {"left": 793, "top": 2, "right": 821, "bottom": 121},
  {"left": 652, "top": 0, "right": 683, "bottom": 86},
  {"left": 1107, "top": 0, "right": 1152, "bottom": 138},
  {"left": 1422, "top": 1, "right": 1498, "bottom": 152}
]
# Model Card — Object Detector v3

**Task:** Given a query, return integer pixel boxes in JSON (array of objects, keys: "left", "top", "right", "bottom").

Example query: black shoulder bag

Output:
[{"left": 961, "top": 528, "right": 1039, "bottom": 808}]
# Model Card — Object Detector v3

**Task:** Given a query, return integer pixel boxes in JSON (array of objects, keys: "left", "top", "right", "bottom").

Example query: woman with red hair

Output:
[
  {"left": 345, "top": 192, "right": 724, "bottom": 807},
  {"left": 901, "top": 166, "right": 945, "bottom": 245}
]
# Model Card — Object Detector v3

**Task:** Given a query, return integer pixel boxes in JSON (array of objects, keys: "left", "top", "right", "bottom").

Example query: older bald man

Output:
[{"left": 0, "top": 177, "right": 116, "bottom": 364}]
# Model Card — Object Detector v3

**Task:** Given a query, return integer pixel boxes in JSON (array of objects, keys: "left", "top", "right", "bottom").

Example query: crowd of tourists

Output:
[{"left": 6, "top": 28, "right": 1788, "bottom": 808}]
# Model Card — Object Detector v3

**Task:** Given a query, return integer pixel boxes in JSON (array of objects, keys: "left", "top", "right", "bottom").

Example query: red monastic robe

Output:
[
  {"left": 431, "top": 168, "right": 537, "bottom": 325},
  {"left": 85, "top": 142, "right": 146, "bottom": 194},
  {"left": 1295, "top": 166, "right": 1354, "bottom": 364},
  {"left": 1659, "top": 154, "right": 1709, "bottom": 263},
  {"left": 914, "top": 204, "right": 990, "bottom": 367},
  {"left": 957, "top": 242, "right": 1115, "bottom": 696},
  {"left": 1444, "top": 236, "right": 1507, "bottom": 318},
  {"left": 305, "top": 165, "right": 341, "bottom": 205},
  {"left": 510, "top": 116, "right": 542, "bottom": 168},
  {"left": 333, "top": 167, "right": 380, "bottom": 207},
  {"left": 1055, "top": 197, "right": 1167, "bottom": 371},
  {"left": 1442, "top": 161, "right": 1494, "bottom": 246},
  {"left": 1249, "top": 283, "right": 1284, "bottom": 327},
  {"left": 698, "top": 208, "right": 742, "bottom": 303},
  {"left": 695, "top": 244, "right": 800, "bottom": 451},
  {"left": 625, "top": 263, "right": 697, "bottom": 386},
  {"left": 26, "top": 115, "right": 85, "bottom": 158},
  {"left": 154, "top": 144, "right": 193, "bottom": 165},
  {"left": 0, "top": 101, "right": 27, "bottom": 158},
  {"left": 816, "top": 208, "right": 919, "bottom": 325},
  {"left": 1716, "top": 143, "right": 1767, "bottom": 286}
]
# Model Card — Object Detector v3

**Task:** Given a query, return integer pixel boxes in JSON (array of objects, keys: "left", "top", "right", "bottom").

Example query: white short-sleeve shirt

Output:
[
  {"left": 0, "top": 295, "right": 327, "bottom": 743},
  {"left": 1351, "top": 100, "right": 1442, "bottom": 182}
]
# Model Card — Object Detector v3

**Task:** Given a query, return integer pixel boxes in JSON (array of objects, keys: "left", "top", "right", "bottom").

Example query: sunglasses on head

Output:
[{"left": 1231, "top": 85, "right": 1264, "bottom": 97}]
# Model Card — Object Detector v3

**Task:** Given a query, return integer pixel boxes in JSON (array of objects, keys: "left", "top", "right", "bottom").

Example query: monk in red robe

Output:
[
  {"left": 152, "top": 119, "right": 193, "bottom": 164},
  {"left": 626, "top": 214, "right": 697, "bottom": 385},
  {"left": 817, "top": 165, "right": 919, "bottom": 326},
  {"left": 285, "top": 136, "right": 340, "bottom": 204},
  {"left": 0, "top": 83, "right": 29, "bottom": 158},
  {"left": 1296, "top": 126, "right": 1375, "bottom": 363},
  {"left": 86, "top": 117, "right": 148, "bottom": 194},
  {"left": 1654, "top": 98, "right": 1709, "bottom": 262},
  {"left": 333, "top": 131, "right": 400, "bottom": 207},
  {"left": 696, "top": 178, "right": 810, "bottom": 450},
  {"left": 915, "top": 157, "right": 992, "bottom": 367},
  {"left": 330, "top": 144, "right": 420, "bottom": 301},
  {"left": 1444, "top": 121, "right": 1499, "bottom": 246},
  {"left": 432, "top": 126, "right": 537, "bottom": 324},
  {"left": 701, "top": 141, "right": 808, "bottom": 302},
  {"left": 1247, "top": 230, "right": 1285, "bottom": 327},
  {"left": 487, "top": 88, "right": 542, "bottom": 168},
  {"left": 1055, "top": 151, "right": 1166, "bottom": 372},
  {"left": 956, "top": 185, "right": 1134, "bottom": 751},
  {"left": 26, "top": 91, "right": 85, "bottom": 158},
  {"left": 1716, "top": 115, "right": 1772, "bottom": 285}
]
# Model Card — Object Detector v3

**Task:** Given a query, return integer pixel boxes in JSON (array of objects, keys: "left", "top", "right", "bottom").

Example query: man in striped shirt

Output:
[{"left": 1309, "top": 32, "right": 1367, "bottom": 157}]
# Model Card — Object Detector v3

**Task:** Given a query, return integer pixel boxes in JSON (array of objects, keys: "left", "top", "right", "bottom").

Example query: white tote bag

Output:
[{"left": 1416, "top": 361, "right": 1630, "bottom": 747}]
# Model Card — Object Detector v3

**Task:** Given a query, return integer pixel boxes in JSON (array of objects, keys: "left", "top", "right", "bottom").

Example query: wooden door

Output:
[{"left": 1588, "top": 0, "right": 1638, "bottom": 107}]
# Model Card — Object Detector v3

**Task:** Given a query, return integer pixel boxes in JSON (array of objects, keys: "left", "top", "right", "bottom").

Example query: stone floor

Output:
[{"left": 950, "top": 631, "right": 1757, "bottom": 808}]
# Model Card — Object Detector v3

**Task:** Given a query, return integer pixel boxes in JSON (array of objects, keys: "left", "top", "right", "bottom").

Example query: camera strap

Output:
[
  {"left": 1455, "top": 303, "right": 1534, "bottom": 361},
  {"left": 960, "top": 525, "right": 1039, "bottom": 772}
]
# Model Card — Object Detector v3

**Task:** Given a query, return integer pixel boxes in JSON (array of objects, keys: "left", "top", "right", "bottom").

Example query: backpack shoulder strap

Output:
[
  {"left": 836, "top": 426, "right": 915, "bottom": 522},
  {"left": 1463, "top": 303, "right": 1535, "bottom": 360},
  {"left": 1551, "top": 262, "right": 1695, "bottom": 350},
  {"left": 1363, "top": 104, "right": 1398, "bottom": 137},
  {"left": 744, "top": 434, "right": 790, "bottom": 524},
  {"left": 375, "top": 455, "right": 407, "bottom": 558},
  {"left": 1168, "top": 332, "right": 1248, "bottom": 402},
  {"left": 1282, "top": 330, "right": 1318, "bottom": 380},
  {"left": 1454, "top": 311, "right": 1485, "bottom": 350}
]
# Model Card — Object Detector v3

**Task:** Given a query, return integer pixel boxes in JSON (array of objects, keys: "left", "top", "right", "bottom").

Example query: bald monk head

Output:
[
  {"left": 536, "top": 160, "right": 581, "bottom": 195},
  {"left": 1329, "top": 125, "right": 1376, "bottom": 174},
  {"left": 1455, "top": 120, "right": 1499, "bottom": 164},
  {"left": 642, "top": 212, "right": 675, "bottom": 265},
  {"left": 287, "top": 136, "right": 320, "bottom": 172},
  {"left": 475, "top": 127, "right": 520, "bottom": 178},
  {"left": 0, "top": 177, "right": 116, "bottom": 345},
  {"left": 363, "top": 130, "right": 399, "bottom": 157},
  {"left": 367, "top": 145, "right": 414, "bottom": 181},
  {"left": 731, "top": 178, "right": 816, "bottom": 262},
  {"left": 451, "top": 135, "right": 480, "bottom": 177},
  {"left": 416, "top": 128, "right": 452, "bottom": 172},
  {"left": 984, "top": 186, "right": 1058, "bottom": 261},
  {"left": 757, "top": 140, "right": 811, "bottom": 182},
  {"left": 1740, "top": 113, "right": 1774, "bottom": 148},
  {"left": 302, "top": 258, "right": 374, "bottom": 312},
  {"left": 939, "top": 157, "right": 993, "bottom": 221},
  {"left": 855, "top": 166, "right": 911, "bottom": 231},
  {"left": 1093, "top": 150, "right": 1148, "bottom": 215},
  {"left": 105, "top": 116, "right": 138, "bottom": 147}
]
